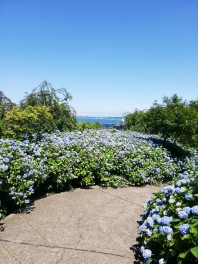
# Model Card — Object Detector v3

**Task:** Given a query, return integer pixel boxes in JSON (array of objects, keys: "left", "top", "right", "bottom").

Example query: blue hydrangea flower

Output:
[
  {"left": 162, "top": 185, "right": 175, "bottom": 195},
  {"left": 1, "top": 164, "right": 8, "bottom": 171},
  {"left": 152, "top": 214, "right": 161, "bottom": 223},
  {"left": 178, "top": 211, "right": 188, "bottom": 219},
  {"left": 180, "top": 178, "right": 190, "bottom": 185},
  {"left": 139, "top": 224, "right": 147, "bottom": 232},
  {"left": 146, "top": 197, "right": 153, "bottom": 205},
  {"left": 149, "top": 207, "right": 159, "bottom": 215},
  {"left": 191, "top": 205, "right": 198, "bottom": 215},
  {"left": 156, "top": 198, "right": 163, "bottom": 206},
  {"left": 159, "top": 226, "right": 173, "bottom": 235},
  {"left": 146, "top": 217, "right": 154, "bottom": 228},
  {"left": 160, "top": 216, "right": 173, "bottom": 226},
  {"left": 3, "top": 157, "right": 9, "bottom": 163},
  {"left": 179, "top": 172, "right": 189, "bottom": 178},
  {"left": 182, "top": 207, "right": 191, "bottom": 216},
  {"left": 175, "top": 187, "right": 181, "bottom": 193},
  {"left": 178, "top": 224, "right": 190, "bottom": 235},
  {"left": 185, "top": 193, "right": 193, "bottom": 201},
  {"left": 146, "top": 229, "right": 152, "bottom": 237},
  {"left": 140, "top": 246, "right": 152, "bottom": 259}
]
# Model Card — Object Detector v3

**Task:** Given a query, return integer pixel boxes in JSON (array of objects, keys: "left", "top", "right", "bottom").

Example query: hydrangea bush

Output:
[
  {"left": 0, "top": 129, "right": 196, "bottom": 221},
  {"left": 139, "top": 166, "right": 198, "bottom": 264}
]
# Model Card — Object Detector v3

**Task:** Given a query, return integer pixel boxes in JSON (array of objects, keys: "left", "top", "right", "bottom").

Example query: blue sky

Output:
[{"left": 0, "top": 0, "right": 197, "bottom": 116}]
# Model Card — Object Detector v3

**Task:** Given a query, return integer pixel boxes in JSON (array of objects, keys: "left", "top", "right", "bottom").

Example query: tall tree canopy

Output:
[
  {"left": 125, "top": 94, "right": 198, "bottom": 148},
  {"left": 20, "top": 81, "right": 76, "bottom": 131},
  {"left": 0, "top": 91, "right": 15, "bottom": 136},
  {"left": 0, "top": 90, "right": 15, "bottom": 119}
]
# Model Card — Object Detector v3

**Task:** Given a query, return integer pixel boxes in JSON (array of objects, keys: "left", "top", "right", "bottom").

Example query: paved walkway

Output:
[{"left": 0, "top": 185, "right": 161, "bottom": 264}]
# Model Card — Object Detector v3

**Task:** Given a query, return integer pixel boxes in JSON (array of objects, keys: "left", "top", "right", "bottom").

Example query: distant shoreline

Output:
[{"left": 76, "top": 116, "right": 124, "bottom": 125}]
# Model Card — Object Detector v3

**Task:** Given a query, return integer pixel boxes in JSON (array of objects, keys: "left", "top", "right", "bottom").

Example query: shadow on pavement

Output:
[
  {"left": 0, "top": 222, "right": 5, "bottom": 232},
  {"left": 130, "top": 220, "right": 143, "bottom": 264}
]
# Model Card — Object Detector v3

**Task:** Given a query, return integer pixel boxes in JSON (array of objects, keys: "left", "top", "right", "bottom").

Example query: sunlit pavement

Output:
[{"left": 0, "top": 185, "right": 162, "bottom": 264}]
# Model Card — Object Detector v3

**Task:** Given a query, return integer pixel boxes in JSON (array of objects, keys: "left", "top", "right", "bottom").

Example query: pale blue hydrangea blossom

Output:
[{"left": 178, "top": 224, "right": 190, "bottom": 235}]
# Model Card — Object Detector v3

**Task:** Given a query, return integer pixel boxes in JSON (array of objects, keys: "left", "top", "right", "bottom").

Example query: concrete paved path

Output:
[{"left": 0, "top": 185, "right": 161, "bottom": 264}]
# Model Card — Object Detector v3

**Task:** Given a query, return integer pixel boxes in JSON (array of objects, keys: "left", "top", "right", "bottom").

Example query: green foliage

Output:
[
  {"left": 139, "top": 168, "right": 198, "bottom": 263},
  {"left": 0, "top": 91, "right": 15, "bottom": 137},
  {"left": 0, "top": 129, "right": 197, "bottom": 219},
  {"left": 0, "top": 91, "right": 15, "bottom": 119},
  {"left": 2, "top": 105, "right": 55, "bottom": 140},
  {"left": 124, "top": 110, "right": 147, "bottom": 133},
  {"left": 76, "top": 121, "right": 103, "bottom": 131},
  {"left": 125, "top": 94, "right": 198, "bottom": 148},
  {"left": 20, "top": 81, "right": 76, "bottom": 131}
]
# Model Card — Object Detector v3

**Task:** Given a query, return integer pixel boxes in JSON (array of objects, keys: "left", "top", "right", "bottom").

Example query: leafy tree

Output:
[
  {"left": 0, "top": 91, "right": 15, "bottom": 118},
  {"left": 189, "top": 99, "right": 198, "bottom": 111},
  {"left": 146, "top": 95, "right": 187, "bottom": 140},
  {"left": 124, "top": 109, "right": 147, "bottom": 133},
  {"left": 20, "top": 81, "right": 76, "bottom": 131},
  {"left": 125, "top": 94, "right": 198, "bottom": 148},
  {"left": 2, "top": 105, "right": 55, "bottom": 140},
  {"left": 0, "top": 91, "right": 15, "bottom": 136}
]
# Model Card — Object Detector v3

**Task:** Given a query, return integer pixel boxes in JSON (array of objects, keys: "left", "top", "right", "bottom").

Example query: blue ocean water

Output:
[{"left": 76, "top": 116, "right": 124, "bottom": 126}]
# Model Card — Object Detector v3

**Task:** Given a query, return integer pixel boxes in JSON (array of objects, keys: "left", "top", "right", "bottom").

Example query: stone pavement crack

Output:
[
  {"left": 0, "top": 241, "right": 22, "bottom": 264},
  {"left": 75, "top": 212, "right": 86, "bottom": 246},
  {"left": 26, "top": 220, "right": 50, "bottom": 243},
  {"left": 100, "top": 190, "right": 144, "bottom": 208},
  {"left": 55, "top": 248, "right": 65, "bottom": 264},
  {"left": 0, "top": 239, "right": 133, "bottom": 260}
]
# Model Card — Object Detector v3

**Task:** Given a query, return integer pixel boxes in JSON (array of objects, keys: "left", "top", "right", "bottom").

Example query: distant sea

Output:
[{"left": 76, "top": 116, "right": 124, "bottom": 126}]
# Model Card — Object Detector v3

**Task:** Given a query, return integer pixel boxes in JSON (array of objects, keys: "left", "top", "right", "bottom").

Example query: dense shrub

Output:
[
  {"left": 0, "top": 129, "right": 196, "bottom": 219},
  {"left": 125, "top": 95, "right": 198, "bottom": 148},
  {"left": 139, "top": 164, "right": 198, "bottom": 264},
  {"left": 2, "top": 105, "right": 55, "bottom": 140},
  {"left": 76, "top": 121, "right": 103, "bottom": 130}
]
